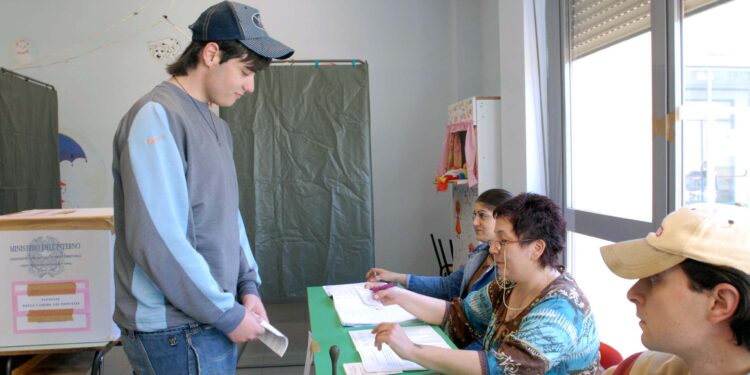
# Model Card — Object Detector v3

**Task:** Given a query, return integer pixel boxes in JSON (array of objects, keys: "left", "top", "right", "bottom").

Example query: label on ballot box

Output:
[
  {"left": 13, "top": 280, "right": 90, "bottom": 333},
  {"left": 0, "top": 209, "right": 119, "bottom": 350}
]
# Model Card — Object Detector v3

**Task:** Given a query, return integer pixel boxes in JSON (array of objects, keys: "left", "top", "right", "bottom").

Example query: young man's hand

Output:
[
  {"left": 242, "top": 294, "right": 268, "bottom": 322},
  {"left": 227, "top": 308, "right": 265, "bottom": 343}
]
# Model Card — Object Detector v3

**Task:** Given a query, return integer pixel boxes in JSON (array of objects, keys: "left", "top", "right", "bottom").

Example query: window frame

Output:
[{"left": 550, "top": 0, "right": 684, "bottom": 245}]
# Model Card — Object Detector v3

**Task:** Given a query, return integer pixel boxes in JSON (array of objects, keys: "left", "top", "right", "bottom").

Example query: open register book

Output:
[
  {"left": 324, "top": 283, "right": 417, "bottom": 326},
  {"left": 348, "top": 325, "right": 451, "bottom": 373}
]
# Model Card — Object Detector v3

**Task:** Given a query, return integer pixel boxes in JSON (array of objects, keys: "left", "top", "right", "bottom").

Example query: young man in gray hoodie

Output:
[{"left": 112, "top": 2, "right": 293, "bottom": 373}]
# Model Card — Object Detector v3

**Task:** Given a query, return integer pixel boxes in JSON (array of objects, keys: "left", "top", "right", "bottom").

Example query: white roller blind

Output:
[{"left": 572, "top": 0, "right": 720, "bottom": 59}]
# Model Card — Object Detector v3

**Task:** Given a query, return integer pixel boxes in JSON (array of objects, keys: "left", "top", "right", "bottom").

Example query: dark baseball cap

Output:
[{"left": 189, "top": 1, "right": 294, "bottom": 59}]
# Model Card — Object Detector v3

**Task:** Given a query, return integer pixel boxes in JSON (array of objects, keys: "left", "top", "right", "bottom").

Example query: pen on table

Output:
[{"left": 370, "top": 282, "right": 398, "bottom": 293}]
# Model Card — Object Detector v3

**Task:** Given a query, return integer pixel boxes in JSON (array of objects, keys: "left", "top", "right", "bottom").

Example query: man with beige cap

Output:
[{"left": 600, "top": 203, "right": 750, "bottom": 375}]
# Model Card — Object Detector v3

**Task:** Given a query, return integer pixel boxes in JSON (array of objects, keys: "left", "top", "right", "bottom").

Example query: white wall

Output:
[
  {"left": 1, "top": 0, "right": 537, "bottom": 278},
  {"left": 0, "top": 0, "right": 475, "bottom": 278},
  {"left": 498, "top": 0, "right": 530, "bottom": 196},
  {"left": 479, "top": 0, "right": 502, "bottom": 97},
  {"left": 456, "top": 0, "right": 543, "bottom": 198},
  {"left": 453, "top": 1, "right": 482, "bottom": 99},
  {"left": 497, "top": 0, "right": 546, "bottom": 196}
]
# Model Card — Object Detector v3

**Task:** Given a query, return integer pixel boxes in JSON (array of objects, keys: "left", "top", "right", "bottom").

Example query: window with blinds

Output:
[{"left": 571, "top": 0, "right": 720, "bottom": 59}]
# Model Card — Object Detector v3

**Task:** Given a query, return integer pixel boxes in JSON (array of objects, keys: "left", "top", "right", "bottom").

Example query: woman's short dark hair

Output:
[
  {"left": 476, "top": 188, "right": 512, "bottom": 209},
  {"left": 680, "top": 259, "right": 750, "bottom": 350},
  {"left": 166, "top": 40, "right": 271, "bottom": 76},
  {"left": 493, "top": 193, "right": 566, "bottom": 269}
]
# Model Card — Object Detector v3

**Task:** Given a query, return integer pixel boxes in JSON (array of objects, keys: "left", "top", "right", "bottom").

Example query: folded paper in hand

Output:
[{"left": 257, "top": 318, "right": 288, "bottom": 357}]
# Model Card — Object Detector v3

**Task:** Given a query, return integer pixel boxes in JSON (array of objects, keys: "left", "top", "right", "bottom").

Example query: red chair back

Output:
[{"left": 599, "top": 342, "right": 623, "bottom": 369}]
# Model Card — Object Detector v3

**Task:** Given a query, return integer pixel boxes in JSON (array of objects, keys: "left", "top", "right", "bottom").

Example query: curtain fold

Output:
[
  {"left": 221, "top": 63, "right": 373, "bottom": 300},
  {"left": 0, "top": 69, "right": 60, "bottom": 215}
]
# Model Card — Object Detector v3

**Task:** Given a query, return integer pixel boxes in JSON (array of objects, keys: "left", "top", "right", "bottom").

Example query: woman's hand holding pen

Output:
[
  {"left": 370, "top": 284, "right": 404, "bottom": 306},
  {"left": 365, "top": 267, "right": 407, "bottom": 285}
]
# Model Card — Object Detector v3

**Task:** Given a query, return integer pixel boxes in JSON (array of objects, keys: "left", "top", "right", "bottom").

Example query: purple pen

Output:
[{"left": 370, "top": 282, "right": 398, "bottom": 292}]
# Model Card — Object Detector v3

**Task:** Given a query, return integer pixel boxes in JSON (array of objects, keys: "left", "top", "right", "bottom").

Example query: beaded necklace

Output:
[{"left": 173, "top": 76, "right": 220, "bottom": 144}]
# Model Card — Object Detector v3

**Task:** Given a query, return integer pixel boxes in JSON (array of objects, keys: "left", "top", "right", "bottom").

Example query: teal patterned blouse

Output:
[{"left": 445, "top": 273, "right": 602, "bottom": 374}]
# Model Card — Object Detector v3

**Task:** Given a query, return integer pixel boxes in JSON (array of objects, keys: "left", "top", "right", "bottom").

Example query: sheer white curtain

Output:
[{"left": 525, "top": 0, "right": 553, "bottom": 199}]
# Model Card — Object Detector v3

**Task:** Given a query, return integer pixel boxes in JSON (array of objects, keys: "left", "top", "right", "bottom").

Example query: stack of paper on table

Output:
[
  {"left": 348, "top": 325, "right": 451, "bottom": 373},
  {"left": 323, "top": 282, "right": 367, "bottom": 297},
  {"left": 342, "top": 362, "right": 400, "bottom": 375},
  {"left": 326, "top": 283, "right": 417, "bottom": 326}
]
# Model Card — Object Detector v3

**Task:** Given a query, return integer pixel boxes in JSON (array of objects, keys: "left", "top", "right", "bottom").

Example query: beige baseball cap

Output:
[{"left": 600, "top": 203, "right": 750, "bottom": 279}]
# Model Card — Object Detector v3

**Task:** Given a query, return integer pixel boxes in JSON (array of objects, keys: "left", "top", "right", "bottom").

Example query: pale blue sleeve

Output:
[
  {"left": 237, "top": 211, "right": 261, "bottom": 298},
  {"left": 406, "top": 266, "right": 465, "bottom": 300},
  {"left": 122, "top": 102, "right": 244, "bottom": 333}
]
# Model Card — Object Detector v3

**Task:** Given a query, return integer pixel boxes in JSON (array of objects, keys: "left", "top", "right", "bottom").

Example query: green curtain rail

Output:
[
  {"left": 271, "top": 59, "right": 365, "bottom": 66},
  {"left": 1, "top": 67, "right": 56, "bottom": 91}
]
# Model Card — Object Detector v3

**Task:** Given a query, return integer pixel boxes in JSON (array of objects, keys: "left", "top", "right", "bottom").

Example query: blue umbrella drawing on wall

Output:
[
  {"left": 58, "top": 133, "right": 87, "bottom": 206},
  {"left": 59, "top": 133, "right": 87, "bottom": 164}
]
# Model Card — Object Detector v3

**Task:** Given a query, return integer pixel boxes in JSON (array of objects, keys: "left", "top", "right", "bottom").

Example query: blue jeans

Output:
[{"left": 119, "top": 323, "right": 237, "bottom": 375}]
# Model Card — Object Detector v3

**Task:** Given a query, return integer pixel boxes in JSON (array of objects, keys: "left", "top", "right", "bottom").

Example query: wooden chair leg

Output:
[{"left": 303, "top": 331, "right": 318, "bottom": 375}]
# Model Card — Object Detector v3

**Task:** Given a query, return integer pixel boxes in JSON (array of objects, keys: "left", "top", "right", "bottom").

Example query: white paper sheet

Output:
[
  {"left": 348, "top": 326, "right": 451, "bottom": 373},
  {"left": 324, "top": 283, "right": 417, "bottom": 326},
  {"left": 342, "top": 362, "right": 401, "bottom": 375},
  {"left": 354, "top": 285, "right": 384, "bottom": 308},
  {"left": 333, "top": 292, "right": 417, "bottom": 326},
  {"left": 323, "top": 282, "right": 368, "bottom": 297}
]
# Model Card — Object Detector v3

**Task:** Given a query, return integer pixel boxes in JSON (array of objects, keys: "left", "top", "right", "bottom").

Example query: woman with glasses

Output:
[
  {"left": 365, "top": 188, "right": 512, "bottom": 300},
  {"left": 371, "top": 193, "right": 601, "bottom": 374}
]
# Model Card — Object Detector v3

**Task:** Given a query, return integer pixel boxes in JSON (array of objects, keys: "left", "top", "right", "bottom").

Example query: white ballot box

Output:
[{"left": 0, "top": 208, "right": 119, "bottom": 350}]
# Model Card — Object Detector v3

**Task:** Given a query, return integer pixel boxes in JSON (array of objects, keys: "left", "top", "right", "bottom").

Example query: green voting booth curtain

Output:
[
  {"left": 222, "top": 63, "right": 373, "bottom": 300},
  {"left": 0, "top": 69, "right": 61, "bottom": 215}
]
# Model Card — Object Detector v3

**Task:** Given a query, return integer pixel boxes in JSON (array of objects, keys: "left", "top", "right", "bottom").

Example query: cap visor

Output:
[
  {"left": 600, "top": 238, "right": 686, "bottom": 279},
  {"left": 240, "top": 37, "right": 294, "bottom": 59}
]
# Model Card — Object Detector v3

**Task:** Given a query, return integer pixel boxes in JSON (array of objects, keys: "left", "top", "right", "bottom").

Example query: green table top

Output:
[{"left": 307, "top": 286, "right": 456, "bottom": 374}]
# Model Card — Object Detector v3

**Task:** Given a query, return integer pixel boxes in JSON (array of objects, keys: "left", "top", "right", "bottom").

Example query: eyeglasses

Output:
[
  {"left": 472, "top": 211, "right": 493, "bottom": 221},
  {"left": 488, "top": 239, "right": 536, "bottom": 250}
]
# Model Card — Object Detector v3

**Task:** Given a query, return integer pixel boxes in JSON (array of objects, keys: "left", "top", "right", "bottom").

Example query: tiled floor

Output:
[{"left": 96, "top": 301, "right": 311, "bottom": 375}]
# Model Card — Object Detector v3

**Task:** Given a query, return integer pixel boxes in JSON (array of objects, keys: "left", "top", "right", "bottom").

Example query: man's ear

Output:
[
  {"left": 707, "top": 283, "right": 740, "bottom": 324},
  {"left": 201, "top": 42, "right": 221, "bottom": 67}
]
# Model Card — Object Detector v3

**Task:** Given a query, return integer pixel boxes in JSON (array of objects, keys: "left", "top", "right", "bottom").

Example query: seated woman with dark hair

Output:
[
  {"left": 365, "top": 188, "right": 513, "bottom": 300},
  {"left": 371, "top": 193, "right": 602, "bottom": 374}
]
